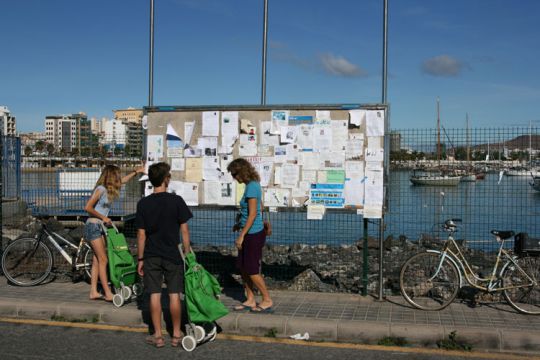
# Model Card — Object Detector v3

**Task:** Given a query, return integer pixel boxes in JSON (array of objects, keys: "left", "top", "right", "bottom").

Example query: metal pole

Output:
[
  {"left": 362, "top": 218, "right": 368, "bottom": 296},
  {"left": 378, "top": 0, "right": 389, "bottom": 301},
  {"left": 148, "top": 0, "right": 155, "bottom": 107},
  {"left": 260, "top": 0, "right": 269, "bottom": 105}
]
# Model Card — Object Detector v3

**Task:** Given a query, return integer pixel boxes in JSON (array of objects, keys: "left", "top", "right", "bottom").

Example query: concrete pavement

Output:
[{"left": 1, "top": 277, "right": 540, "bottom": 355}]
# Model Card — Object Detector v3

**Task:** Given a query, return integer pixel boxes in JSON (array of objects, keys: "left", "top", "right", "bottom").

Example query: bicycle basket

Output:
[{"left": 514, "top": 232, "right": 540, "bottom": 257}]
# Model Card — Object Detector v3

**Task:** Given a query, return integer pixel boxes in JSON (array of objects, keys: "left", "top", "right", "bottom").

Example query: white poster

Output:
[
  {"left": 203, "top": 180, "right": 220, "bottom": 204},
  {"left": 171, "top": 158, "right": 185, "bottom": 172},
  {"left": 260, "top": 121, "right": 280, "bottom": 146},
  {"left": 281, "top": 163, "right": 300, "bottom": 188},
  {"left": 312, "top": 125, "right": 332, "bottom": 152},
  {"left": 202, "top": 111, "right": 220, "bottom": 136},
  {"left": 221, "top": 111, "right": 239, "bottom": 136},
  {"left": 202, "top": 156, "right": 222, "bottom": 181},
  {"left": 264, "top": 188, "right": 290, "bottom": 207},
  {"left": 297, "top": 124, "right": 314, "bottom": 150},
  {"left": 349, "top": 109, "right": 366, "bottom": 128},
  {"left": 366, "top": 110, "right": 385, "bottom": 136},
  {"left": 270, "top": 110, "right": 289, "bottom": 134},
  {"left": 218, "top": 182, "right": 236, "bottom": 205},
  {"left": 280, "top": 126, "right": 298, "bottom": 144},
  {"left": 331, "top": 120, "right": 348, "bottom": 152}
]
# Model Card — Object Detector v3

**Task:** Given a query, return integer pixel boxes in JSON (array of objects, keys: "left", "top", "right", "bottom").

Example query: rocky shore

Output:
[{"left": 2, "top": 214, "right": 499, "bottom": 301}]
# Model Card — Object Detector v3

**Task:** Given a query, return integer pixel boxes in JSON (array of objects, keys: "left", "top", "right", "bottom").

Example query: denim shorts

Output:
[{"left": 84, "top": 222, "right": 103, "bottom": 242}]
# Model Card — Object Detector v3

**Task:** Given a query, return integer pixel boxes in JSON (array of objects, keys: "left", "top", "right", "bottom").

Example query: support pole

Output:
[
  {"left": 260, "top": 0, "right": 269, "bottom": 105},
  {"left": 378, "top": 0, "right": 389, "bottom": 301}
]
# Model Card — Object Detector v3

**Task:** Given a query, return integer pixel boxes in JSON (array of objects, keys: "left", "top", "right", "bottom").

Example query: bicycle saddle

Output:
[{"left": 491, "top": 230, "right": 515, "bottom": 239}]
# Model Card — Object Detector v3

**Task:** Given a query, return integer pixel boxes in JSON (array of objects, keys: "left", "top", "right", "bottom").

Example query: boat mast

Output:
[
  {"left": 466, "top": 113, "right": 470, "bottom": 166},
  {"left": 437, "top": 97, "right": 441, "bottom": 167},
  {"left": 529, "top": 120, "right": 532, "bottom": 164}
]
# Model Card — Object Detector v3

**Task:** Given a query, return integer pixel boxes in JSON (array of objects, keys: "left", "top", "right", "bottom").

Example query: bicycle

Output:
[
  {"left": 1, "top": 216, "right": 94, "bottom": 286},
  {"left": 400, "top": 218, "right": 540, "bottom": 314}
]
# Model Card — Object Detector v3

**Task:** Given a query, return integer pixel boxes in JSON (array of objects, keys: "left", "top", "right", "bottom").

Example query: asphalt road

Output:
[{"left": 0, "top": 321, "right": 533, "bottom": 360}]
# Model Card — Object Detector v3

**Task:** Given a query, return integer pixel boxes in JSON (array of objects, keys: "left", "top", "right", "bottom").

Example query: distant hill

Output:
[{"left": 472, "top": 135, "right": 540, "bottom": 151}]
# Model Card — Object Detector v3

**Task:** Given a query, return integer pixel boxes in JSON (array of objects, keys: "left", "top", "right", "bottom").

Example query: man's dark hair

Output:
[{"left": 148, "top": 162, "right": 171, "bottom": 187}]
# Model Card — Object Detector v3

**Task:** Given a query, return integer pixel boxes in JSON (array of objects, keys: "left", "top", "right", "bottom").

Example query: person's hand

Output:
[
  {"left": 137, "top": 261, "right": 144, "bottom": 276},
  {"left": 102, "top": 217, "right": 112, "bottom": 226},
  {"left": 135, "top": 162, "right": 146, "bottom": 175},
  {"left": 235, "top": 234, "right": 244, "bottom": 250},
  {"left": 183, "top": 244, "right": 191, "bottom": 255}
]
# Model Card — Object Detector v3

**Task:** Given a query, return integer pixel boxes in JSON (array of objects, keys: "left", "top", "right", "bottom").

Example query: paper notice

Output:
[
  {"left": 184, "top": 122, "right": 195, "bottom": 146},
  {"left": 270, "top": 110, "right": 289, "bottom": 134},
  {"left": 315, "top": 110, "right": 331, "bottom": 125},
  {"left": 185, "top": 158, "right": 203, "bottom": 183},
  {"left": 366, "top": 110, "right": 385, "bottom": 136},
  {"left": 312, "top": 125, "right": 332, "bottom": 152},
  {"left": 297, "top": 124, "right": 314, "bottom": 150},
  {"left": 345, "top": 161, "right": 364, "bottom": 179},
  {"left": 307, "top": 204, "right": 326, "bottom": 220},
  {"left": 281, "top": 163, "right": 300, "bottom": 188},
  {"left": 171, "top": 158, "right": 185, "bottom": 172},
  {"left": 147, "top": 135, "right": 164, "bottom": 160},
  {"left": 182, "top": 182, "right": 199, "bottom": 206},
  {"left": 346, "top": 138, "right": 364, "bottom": 160},
  {"left": 260, "top": 121, "right": 280, "bottom": 146},
  {"left": 202, "top": 111, "right": 220, "bottom": 137},
  {"left": 280, "top": 126, "right": 298, "bottom": 143},
  {"left": 203, "top": 180, "right": 220, "bottom": 204},
  {"left": 344, "top": 177, "right": 364, "bottom": 206},
  {"left": 218, "top": 182, "right": 236, "bottom": 205},
  {"left": 221, "top": 111, "right": 239, "bottom": 136},
  {"left": 349, "top": 109, "right": 366, "bottom": 128},
  {"left": 264, "top": 188, "right": 290, "bottom": 207},
  {"left": 331, "top": 120, "right": 348, "bottom": 151},
  {"left": 202, "top": 156, "right": 222, "bottom": 181}
]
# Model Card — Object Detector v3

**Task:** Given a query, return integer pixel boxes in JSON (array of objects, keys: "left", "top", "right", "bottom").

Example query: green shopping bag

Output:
[{"left": 184, "top": 252, "right": 229, "bottom": 323}]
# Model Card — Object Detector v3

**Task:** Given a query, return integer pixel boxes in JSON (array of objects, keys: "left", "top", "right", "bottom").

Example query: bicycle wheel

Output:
[
  {"left": 1, "top": 237, "right": 53, "bottom": 286},
  {"left": 503, "top": 256, "right": 540, "bottom": 315},
  {"left": 400, "top": 252, "right": 461, "bottom": 311},
  {"left": 81, "top": 243, "right": 94, "bottom": 281}
]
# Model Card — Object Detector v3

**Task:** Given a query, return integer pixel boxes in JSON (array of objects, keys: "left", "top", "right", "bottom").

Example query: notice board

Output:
[{"left": 145, "top": 104, "right": 387, "bottom": 219}]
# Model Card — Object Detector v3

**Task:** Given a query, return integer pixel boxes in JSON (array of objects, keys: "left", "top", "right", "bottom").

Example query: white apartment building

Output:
[
  {"left": 0, "top": 106, "right": 17, "bottom": 136},
  {"left": 45, "top": 113, "right": 91, "bottom": 152},
  {"left": 101, "top": 118, "right": 127, "bottom": 149}
]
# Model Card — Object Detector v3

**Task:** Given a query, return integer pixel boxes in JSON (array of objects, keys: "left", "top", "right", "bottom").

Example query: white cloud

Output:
[
  {"left": 319, "top": 53, "right": 367, "bottom": 78},
  {"left": 422, "top": 55, "right": 466, "bottom": 77}
]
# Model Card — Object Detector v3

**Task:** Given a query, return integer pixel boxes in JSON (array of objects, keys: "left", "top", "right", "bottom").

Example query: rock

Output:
[
  {"left": 356, "top": 237, "right": 379, "bottom": 249},
  {"left": 288, "top": 269, "right": 335, "bottom": 292}
]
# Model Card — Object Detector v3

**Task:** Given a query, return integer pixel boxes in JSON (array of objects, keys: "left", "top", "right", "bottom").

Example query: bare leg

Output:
[
  {"left": 169, "top": 293, "right": 183, "bottom": 338},
  {"left": 240, "top": 271, "right": 257, "bottom": 307},
  {"left": 150, "top": 293, "right": 163, "bottom": 338},
  {"left": 90, "top": 236, "right": 113, "bottom": 300},
  {"left": 249, "top": 274, "right": 273, "bottom": 309},
  {"left": 89, "top": 253, "right": 101, "bottom": 299}
]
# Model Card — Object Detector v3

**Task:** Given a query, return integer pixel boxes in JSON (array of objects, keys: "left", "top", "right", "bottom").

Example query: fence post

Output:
[{"left": 362, "top": 218, "right": 368, "bottom": 296}]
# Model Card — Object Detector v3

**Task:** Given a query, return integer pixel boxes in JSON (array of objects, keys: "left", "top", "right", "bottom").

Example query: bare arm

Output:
[
  {"left": 180, "top": 222, "right": 191, "bottom": 254},
  {"left": 137, "top": 228, "right": 146, "bottom": 276},
  {"left": 121, "top": 164, "right": 145, "bottom": 184}
]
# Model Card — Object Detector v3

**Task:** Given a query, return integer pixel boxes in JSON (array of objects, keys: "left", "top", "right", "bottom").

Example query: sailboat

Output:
[
  {"left": 410, "top": 98, "right": 461, "bottom": 186},
  {"left": 460, "top": 113, "right": 476, "bottom": 182}
]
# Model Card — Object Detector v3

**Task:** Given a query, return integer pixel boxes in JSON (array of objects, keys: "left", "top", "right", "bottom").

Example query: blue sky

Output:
[{"left": 2, "top": 0, "right": 539, "bottom": 133}]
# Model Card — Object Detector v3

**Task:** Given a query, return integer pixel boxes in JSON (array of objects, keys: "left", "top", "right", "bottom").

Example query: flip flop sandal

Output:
[
  {"left": 250, "top": 305, "right": 274, "bottom": 314},
  {"left": 171, "top": 335, "right": 184, "bottom": 347},
  {"left": 145, "top": 336, "right": 165, "bottom": 348},
  {"left": 233, "top": 304, "right": 255, "bottom": 311}
]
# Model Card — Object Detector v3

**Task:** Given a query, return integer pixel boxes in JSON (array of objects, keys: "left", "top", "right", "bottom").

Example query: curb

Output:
[{"left": 1, "top": 297, "right": 540, "bottom": 355}]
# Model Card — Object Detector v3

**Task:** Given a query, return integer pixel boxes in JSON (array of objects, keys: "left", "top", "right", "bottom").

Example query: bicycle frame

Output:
[
  {"left": 39, "top": 224, "right": 88, "bottom": 270},
  {"left": 432, "top": 230, "right": 536, "bottom": 292}
]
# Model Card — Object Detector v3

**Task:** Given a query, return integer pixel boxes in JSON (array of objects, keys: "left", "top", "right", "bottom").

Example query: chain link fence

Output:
[{"left": 3, "top": 127, "right": 539, "bottom": 295}]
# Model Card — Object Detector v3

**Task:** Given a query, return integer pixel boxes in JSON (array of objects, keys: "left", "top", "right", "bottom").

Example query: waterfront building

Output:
[
  {"left": 20, "top": 132, "right": 46, "bottom": 148},
  {"left": 0, "top": 106, "right": 17, "bottom": 136},
  {"left": 113, "top": 107, "right": 143, "bottom": 124},
  {"left": 102, "top": 118, "right": 127, "bottom": 151},
  {"left": 45, "top": 112, "right": 91, "bottom": 153}
]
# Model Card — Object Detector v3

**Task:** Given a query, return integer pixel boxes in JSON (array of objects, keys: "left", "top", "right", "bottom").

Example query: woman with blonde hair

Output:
[
  {"left": 227, "top": 158, "right": 273, "bottom": 312},
  {"left": 84, "top": 164, "right": 144, "bottom": 301}
]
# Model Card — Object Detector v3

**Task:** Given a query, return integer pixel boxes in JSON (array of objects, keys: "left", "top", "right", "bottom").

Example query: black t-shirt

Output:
[{"left": 135, "top": 192, "right": 192, "bottom": 264}]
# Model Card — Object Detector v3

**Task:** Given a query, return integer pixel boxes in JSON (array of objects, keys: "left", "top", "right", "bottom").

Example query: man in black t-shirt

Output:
[{"left": 136, "top": 162, "right": 192, "bottom": 348}]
